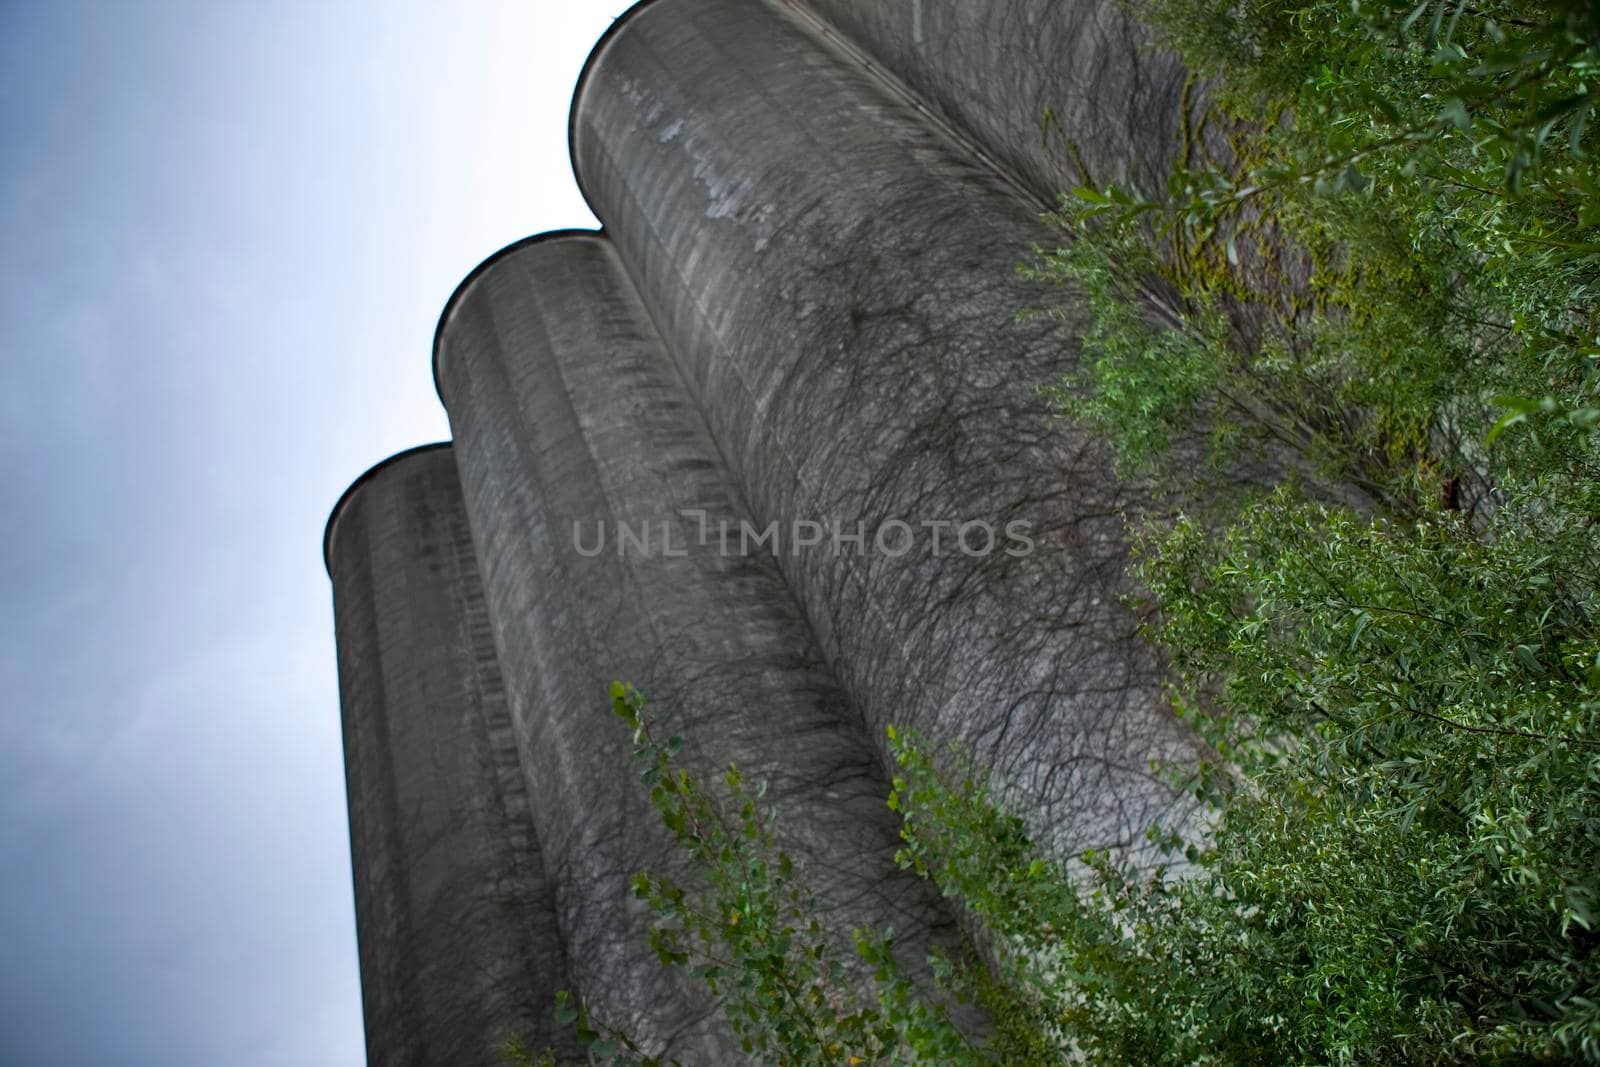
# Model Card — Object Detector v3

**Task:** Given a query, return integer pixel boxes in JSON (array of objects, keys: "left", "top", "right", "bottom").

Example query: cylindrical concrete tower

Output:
[
  {"left": 434, "top": 232, "right": 970, "bottom": 1060},
  {"left": 787, "top": 0, "right": 1195, "bottom": 203},
  {"left": 325, "top": 445, "right": 579, "bottom": 1066},
  {"left": 571, "top": 0, "right": 1205, "bottom": 860}
]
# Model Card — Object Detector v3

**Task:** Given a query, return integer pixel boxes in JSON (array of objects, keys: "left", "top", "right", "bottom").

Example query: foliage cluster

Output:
[
  {"left": 1016, "top": 0, "right": 1600, "bottom": 1061},
  {"left": 1036, "top": 0, "right": 1600, "bottom": 505}
]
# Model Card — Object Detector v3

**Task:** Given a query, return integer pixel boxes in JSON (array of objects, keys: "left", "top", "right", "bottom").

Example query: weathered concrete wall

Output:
[
  {"left": 433, "top": 232, "right": 970, "bottom": 1061},
  {"left": 330, "top": 0, "right": 1219, "bottom": 1054},
  {"left": 786, "top": 0, "right": 1194, "bottom": 204},
  {"left": 325, "top": 445, "right": 578, "bottom": 1066},
  {"left": 571, "top": 0, "right": 1205, "bottom": 860}
]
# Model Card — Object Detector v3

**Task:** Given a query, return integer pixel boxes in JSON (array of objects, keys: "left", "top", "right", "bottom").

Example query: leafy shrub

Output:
[{"left": 1016, "top": 0, "right": 1600, "bottom": 1060}]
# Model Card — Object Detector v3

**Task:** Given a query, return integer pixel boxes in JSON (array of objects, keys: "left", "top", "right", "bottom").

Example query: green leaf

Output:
[
  {"left": 1349, "top": 610, "right": 1371, "bottom": 650},
  {"left": 1399, "top": 1, "right": 1431, "bottom": 37},
  {"left": 1486, "top": 396, "right": 1534, "bottom": 445},
  {"left": 1506, "top": 149, "right": 1529, "bottom": 196},
  {"left": 1571, "top": 97, "right": 1592, "bottom": 158},
  {"left": 1438, "top": 98, "right": 1471, "bottom": 132}
]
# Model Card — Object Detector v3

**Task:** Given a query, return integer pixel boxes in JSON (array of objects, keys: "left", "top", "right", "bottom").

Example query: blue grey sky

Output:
[{"left": 0, "top": 2, "right": 628, "bottom": 1063}]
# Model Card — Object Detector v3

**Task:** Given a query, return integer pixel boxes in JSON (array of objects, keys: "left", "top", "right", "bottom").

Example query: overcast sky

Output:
[{"left": 0, "top": 2, "right": 630, "bottom": 1063}]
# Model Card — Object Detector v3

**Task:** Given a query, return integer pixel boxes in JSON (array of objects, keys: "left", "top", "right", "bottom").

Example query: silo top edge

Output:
[
  {"left": 567, "top": 0, "right": 675, "bottom": 222},
  {"left": 322, "top": 441, "right": 455, "bottom": 578},
  {"left": 429, "top": 228, "right": 608, "bottom": 408}
]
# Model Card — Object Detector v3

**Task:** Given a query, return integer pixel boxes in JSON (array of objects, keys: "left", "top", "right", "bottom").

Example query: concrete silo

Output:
[
  {"left": 325, "top": 445, "right": 579, "bottom": 1065},
  {"left": 571, "top": 0, "right": 1204, "bottom": 861},
  {"left": 433, "top": 232, "right": 970, "bottom": 1060}
]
